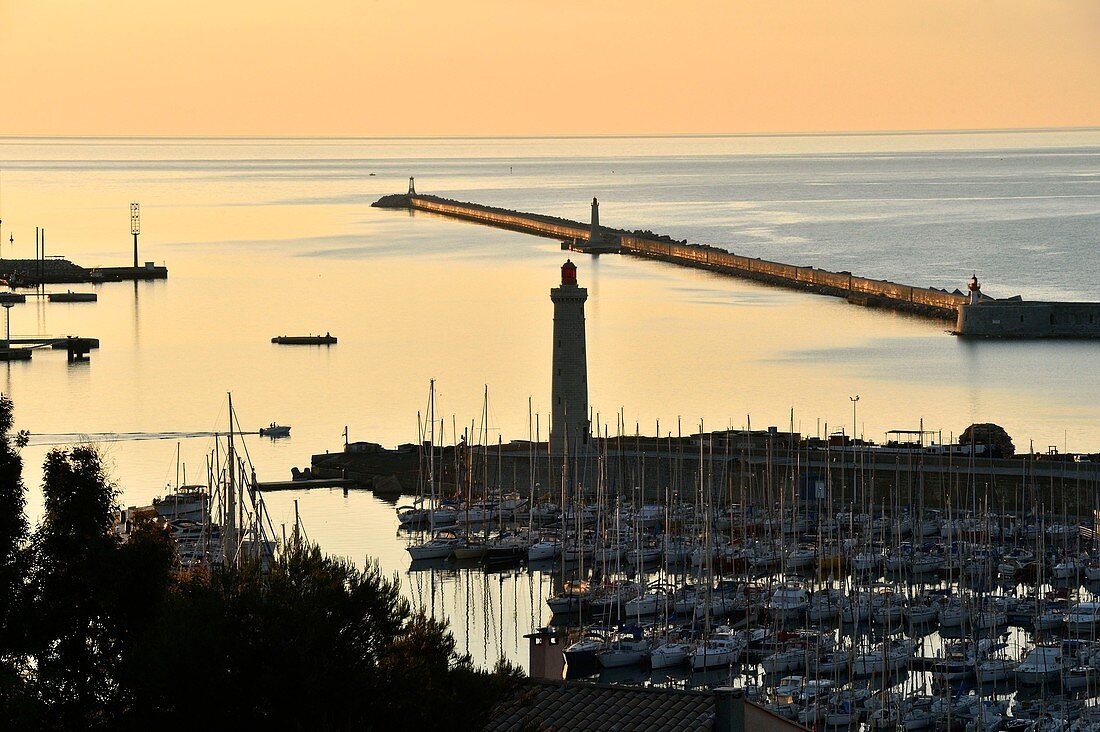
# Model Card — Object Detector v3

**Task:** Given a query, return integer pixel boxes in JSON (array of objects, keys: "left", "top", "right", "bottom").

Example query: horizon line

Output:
[{"left": 1, "top": 126, "right": 1099, "bottom": 143}]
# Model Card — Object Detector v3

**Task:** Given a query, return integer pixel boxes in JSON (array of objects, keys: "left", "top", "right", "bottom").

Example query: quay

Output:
[
  {"left": 0, "top": 335, "right": 99, "bottom": 362},
  {"left": 255, "top": 477, "right": 355, "bottom": 492},
  {"left": 312, "top": 428, "right": 1100, "bottom": 513},
  {"left": 373, "top": 187, "right": 1100, "bottom": 337},
  {"left": 0, "top": 258, "right": 167, "bottom": 285}
]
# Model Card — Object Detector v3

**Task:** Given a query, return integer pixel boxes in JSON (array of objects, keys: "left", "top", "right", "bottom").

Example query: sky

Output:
[{"left": 1, "top": 0, "right": 1099, "bottom": 136}]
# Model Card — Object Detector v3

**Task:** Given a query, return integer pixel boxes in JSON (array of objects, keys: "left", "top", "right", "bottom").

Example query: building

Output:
[{"left": 483, "top": 677, "right": 807, "bottom": 732}]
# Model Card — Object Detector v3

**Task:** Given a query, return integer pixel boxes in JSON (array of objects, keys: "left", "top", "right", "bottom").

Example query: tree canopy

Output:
[
  {"left": 0, "top": 397, "right": 520, "bottom": 730},
  {"left": 960, "top": 422, "right": 1016, "bottom": 457}
]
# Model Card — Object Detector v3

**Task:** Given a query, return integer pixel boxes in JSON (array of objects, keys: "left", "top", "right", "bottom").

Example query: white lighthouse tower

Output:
[{"left": 550, "top": 259, "right": 590, "bottom": 461}]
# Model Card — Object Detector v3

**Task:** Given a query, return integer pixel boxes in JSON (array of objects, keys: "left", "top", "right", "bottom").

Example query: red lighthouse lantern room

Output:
[{"left": 561, "top": 259, "right": 577, "bottom": 285}]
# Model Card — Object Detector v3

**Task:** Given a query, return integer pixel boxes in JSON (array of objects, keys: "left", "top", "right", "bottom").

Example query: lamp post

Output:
[
  {"left": 849, "top": 395, "right": 860, "bottom": 442},
  {"left": 849, "top": 395, "right": 860, "bottom": 507}
]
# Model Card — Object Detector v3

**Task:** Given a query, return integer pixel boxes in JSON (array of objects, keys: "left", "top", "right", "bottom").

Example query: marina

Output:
[
  {"left": 389, "top": 417, "right": 1100, "bottom": 726},
  {"left": 6, "top": 131, "right": 1100, "bottom": 728},
  {"left": 6, "top": 2, "right": 1099, "bottom": 727}
]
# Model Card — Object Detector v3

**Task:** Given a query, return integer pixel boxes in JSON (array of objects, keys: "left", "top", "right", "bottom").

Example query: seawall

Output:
[
  {"left": 315, "top": 434, "right": 1100, "bottom": 513},
  {"left": 956, "top": 300, "right": 1100, "bottom": 338},
  {"left": 374, "top": 193, "right": 966, "bottom": 320},
  {"left": 0, "top": 258, "right": 168, "bottom": 285},
  {"left": 620, "top": 234, "right": 965, "bottom": 319}
]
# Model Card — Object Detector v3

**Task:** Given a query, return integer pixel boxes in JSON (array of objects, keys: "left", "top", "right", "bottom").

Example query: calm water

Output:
[{"left": 3, "top": 130, "right": 1100, "bottom": 669}]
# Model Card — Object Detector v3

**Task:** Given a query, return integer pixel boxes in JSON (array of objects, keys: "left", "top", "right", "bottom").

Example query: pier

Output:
[
  {"left": 374, "top": 191, "right": 1100, "bottom": 336},
  {"left": 0, "top": 258, "right": 167, "bottom": 286},
  {"left": 373, "top": 192, "right": 967, "bottom": 320},
  {"left": 255, "top": 477, "right": 355, "bottom": 492}
]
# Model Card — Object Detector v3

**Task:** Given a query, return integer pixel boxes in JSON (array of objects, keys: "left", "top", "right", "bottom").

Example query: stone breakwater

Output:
[
  {"left": 375, "top": 192, "right": 1100, "bottom": 335},
  {"left": 373, "top": 192, "right": 966, "bottom": 320}
]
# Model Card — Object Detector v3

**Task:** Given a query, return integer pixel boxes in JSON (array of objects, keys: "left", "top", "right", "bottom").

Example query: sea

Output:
[{"left": 2, "top": 129, "right": 1100, "bottom": 671}]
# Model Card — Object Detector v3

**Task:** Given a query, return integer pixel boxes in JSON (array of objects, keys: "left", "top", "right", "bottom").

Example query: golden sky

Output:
[{"left": 2, "top": 0, "right": 1099, "bottom": 136}]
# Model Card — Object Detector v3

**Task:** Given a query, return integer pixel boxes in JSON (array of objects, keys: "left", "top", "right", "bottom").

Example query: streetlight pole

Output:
[
  {"left": 850, "top": 395, "right": 860, "bottom": 442},
  {"left": 849, "top": 395, "right": 860, "bottom": 508}
]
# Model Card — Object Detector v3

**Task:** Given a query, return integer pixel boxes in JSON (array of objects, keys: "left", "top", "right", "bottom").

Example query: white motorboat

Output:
[
  {"left": 259, "top": 423, "right": 291, "bottom": 438},
  {"left": 690, "top": 629, "right": 744, "bottom": 670},
  {"left": 1053, "top": 556, "right": 1083, "bottom": 579},
  {"left": 152, "top": 486, "right": 209, "bottom": 522},
  {"left": 1064, "top": 666, "right": 1100, "bottom": 692},
  {"left": 1015, "top": 644, "right": 1066, "bottom": 685},
  {"left": 1065, "top": 602, "right": 1100, "bottom": 634},
  {"left": 767, "top": 582, "right": 809, "bottom": 620}
]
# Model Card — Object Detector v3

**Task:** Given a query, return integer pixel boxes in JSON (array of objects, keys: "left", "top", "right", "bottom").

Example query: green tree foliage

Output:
[
  {"left": 0, "top": 396, "right": 30, "bottom": 719},
  {"left": 31, "top": 446, "right": 124, "bottom": 727},
  {"left": 0, "top": 407, "right": 520, "bottom": 730},
  {"left": 122, "top": 542, "right": 520, "bottom": 730},
  {"left": 960, "top": 422, "right": 1016, "bottom": 457}
]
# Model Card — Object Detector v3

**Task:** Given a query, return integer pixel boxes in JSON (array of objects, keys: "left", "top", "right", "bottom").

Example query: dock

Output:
[
  {"left": 47, "top": 292, "right": 97, "bottom": 302},
  {"left": 0, "top": 258, "right": 167, "bottom": 286},
  {"left": 256, "top": 478, "right": 356, "bottom": 492},
  {"left": 0, "top": 336, "right": 100, "bottom": 362},
  {"left": 272, "top": 334, "right": 337, "bottom": 345}
]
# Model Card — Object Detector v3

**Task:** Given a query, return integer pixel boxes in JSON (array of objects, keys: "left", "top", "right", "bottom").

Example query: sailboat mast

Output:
[{"left": 225, "top": 393, "right": 237, "bottom": 565}]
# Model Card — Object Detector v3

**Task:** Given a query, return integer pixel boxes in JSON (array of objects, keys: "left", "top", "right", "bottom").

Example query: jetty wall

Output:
[
  {"left": 315, "top": 438, "right": 1100, "bottom": 515},
  {"left": 0, "top": 258, "right": 167, "bottom": 285},
  {"left": 956, "top": 300, "right": 1100, "bottom": 338},
  {"left": 405, "top": 194, "right": 591, "bottom": 242},
  {"left": 373, "top": 193, "right": 968, "bottom": 319},
  {"left": 620, "top": 234, "right": 966, "bottom": 319}
]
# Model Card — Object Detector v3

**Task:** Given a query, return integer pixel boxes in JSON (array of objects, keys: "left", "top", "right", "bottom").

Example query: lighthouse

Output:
[
  {"left": 968, "top": 273, "right": 982, "bottom": 305},
  {"left": 589, "top": 197, "right": 601, "bottom": 245},
  {"left": 550, "top": 259, "right": 590, "bottom": 461}
]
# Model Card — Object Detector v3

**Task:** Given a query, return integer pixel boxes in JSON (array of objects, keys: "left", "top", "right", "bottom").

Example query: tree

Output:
[
  {"left": 0, "top": 400, "right": 520, "bottom": 729},
  {"left": 0, "top": 396, "right": 31, "bottom": 720},
  {"left": 30, "top": 446, "right": 123, "bottom": 728},
  {"left": 122, "top": 541, "right": 520, "bottom": 730},
  {"left": 960, "top": 422, "right": 1016, "bottom": 458}
]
